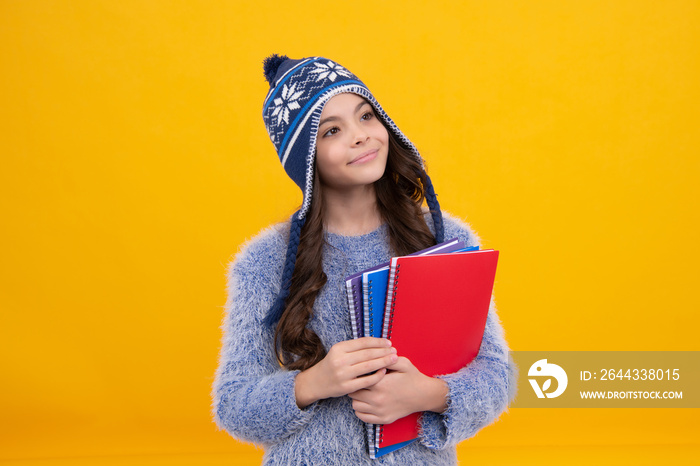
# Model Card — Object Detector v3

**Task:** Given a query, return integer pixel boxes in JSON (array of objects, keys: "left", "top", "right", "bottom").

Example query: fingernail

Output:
[
  {"left": 390, "top": 347, "right": 397, "bottom": 354},
  {"left": 391, "top": 354, "right": 398, "bottom": 362}
]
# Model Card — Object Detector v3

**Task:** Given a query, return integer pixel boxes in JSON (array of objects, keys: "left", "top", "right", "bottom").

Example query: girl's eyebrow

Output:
[{"left": 319, "top": 101, "right": 370, "bottom": 127}]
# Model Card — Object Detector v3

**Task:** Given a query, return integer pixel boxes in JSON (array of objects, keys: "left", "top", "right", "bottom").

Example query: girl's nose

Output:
[{"left": 354, "top": 130, "right": 370, "bottom": 145}]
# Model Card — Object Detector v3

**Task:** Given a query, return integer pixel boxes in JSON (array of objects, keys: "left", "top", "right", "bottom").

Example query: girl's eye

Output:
[
  {"left": 323, "top": 127, "right": 339, "bottom": 137},
  {"left": 361, "top": 111, "right": 374, "bottom": 121}
]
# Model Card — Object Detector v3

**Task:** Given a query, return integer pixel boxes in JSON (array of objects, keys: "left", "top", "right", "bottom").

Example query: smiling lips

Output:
[{"left": 348, "top": 149, "right": 379, "bottom": 165}]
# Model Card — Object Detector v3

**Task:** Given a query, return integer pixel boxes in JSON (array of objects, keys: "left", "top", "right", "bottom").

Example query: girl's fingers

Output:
[
  {"left": 350, "top": 397, "right": 389, "bottom": 423},
  {"left": 348, "top": 367, "right": 386, "bottom": 392},
  {"left": 344, "top": 337, "right": 392, "bottom": 352},
  {"left": 354, "top": 411, "right": 389, "bottom": 425},
  {"left": 350, "top": 398, "right": 372, "bottom": 413},
  {"left": 321, "top": 338, "right": 395, "bottom": 395},
  {"left": 385, "top": 355, "right": 411, "bottom": 372},
  {"left": 350, "top": 352, "right": 397, "bottom": 378},
  {"left": 348, "top": 388, "right": 371, "bottom": 403},
  {"left": 345, "top": 346, "right": 397, "bottom": 367}
]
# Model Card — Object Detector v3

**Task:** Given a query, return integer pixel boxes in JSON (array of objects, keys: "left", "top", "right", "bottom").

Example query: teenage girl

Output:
[{"left": 212, "top": 55, "right": 516, "bottom": 465}]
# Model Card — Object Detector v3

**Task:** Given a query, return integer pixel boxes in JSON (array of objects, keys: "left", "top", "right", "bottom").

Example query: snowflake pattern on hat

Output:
[
  {"left": 271, "top": 82, "right": 303, "bottom": 126},
  {"left": 309, "top": 60, "right": 352, "bottom": 82}
]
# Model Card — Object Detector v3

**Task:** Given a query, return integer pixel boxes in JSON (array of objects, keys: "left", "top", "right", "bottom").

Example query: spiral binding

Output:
[
  {"left": 366, "top": 278, "right": 376, "bottom": 458},
  {"left": 346, "top": 281, "right": 360, "bottom": 339},
  {"left": 352, "top": 285, "right": 361, "bottom": 338},
  {"left": 382, "top": 262, "right": 401, "bottom": 341},
  {"left": 376, "top": 261, "right": 402, "bottom": 450},
  {"left": 367, "top": 279, "right": 374, "bottom": 336},
  {"left": 387, "top": 264, "right": 401, "bottom": 339}
]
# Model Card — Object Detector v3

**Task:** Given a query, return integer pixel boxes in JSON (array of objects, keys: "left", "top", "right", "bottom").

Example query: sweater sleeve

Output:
[
  {"left": 211, "top": 225, "right": 317, "bottom": 446},
  {"left": 418, "top": 212, "right": 518, "bottom": 449}
]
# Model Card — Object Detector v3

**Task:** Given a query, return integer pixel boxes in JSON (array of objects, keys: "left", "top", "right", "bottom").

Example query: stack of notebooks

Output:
[{"left": 344, "top": 238, "right": 499, "bottom": 458}]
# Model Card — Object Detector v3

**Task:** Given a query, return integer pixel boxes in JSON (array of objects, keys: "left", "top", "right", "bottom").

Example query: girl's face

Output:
[{"left": 315, "top": 93, "right": 389, "bottom": 192}]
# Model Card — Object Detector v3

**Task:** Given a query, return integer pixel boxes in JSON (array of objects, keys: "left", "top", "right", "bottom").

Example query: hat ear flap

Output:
[
  {"left": 424, "top": 175, "right": 444, "bottom": 243},
  {"left": 263, "top": 211, "right": 305, "bottom": 327}
]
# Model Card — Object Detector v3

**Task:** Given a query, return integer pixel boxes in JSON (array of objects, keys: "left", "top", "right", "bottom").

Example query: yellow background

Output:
[{"left": 1, "top": 0, "right": 698, "bottom": 464}]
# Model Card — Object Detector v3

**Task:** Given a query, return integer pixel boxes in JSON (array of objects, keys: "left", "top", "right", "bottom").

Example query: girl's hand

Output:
[
  {"left": 295, "top": 337, "right": 398, "bottom": 409},
  {"left": 348, "top": 356, "right": 449, "bottom": 424}
]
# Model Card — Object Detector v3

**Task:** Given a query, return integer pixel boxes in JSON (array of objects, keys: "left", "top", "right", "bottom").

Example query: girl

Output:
[{"left": 212, "top": 55, "right": 516, "bottom": 465}]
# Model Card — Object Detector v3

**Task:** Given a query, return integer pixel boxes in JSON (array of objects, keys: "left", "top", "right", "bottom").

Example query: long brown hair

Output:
[{"left": 274, "top": 130, "right": 437, "bottom": 371}]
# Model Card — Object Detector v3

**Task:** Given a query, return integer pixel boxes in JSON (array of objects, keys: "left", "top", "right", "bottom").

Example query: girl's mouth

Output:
[{"left": 349, "top": 149, "right": 378, "bottom": 165}]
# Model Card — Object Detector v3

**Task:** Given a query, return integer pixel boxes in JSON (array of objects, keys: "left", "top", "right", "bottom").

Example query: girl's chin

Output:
[
  {"left": 321, "top": 164, "right": 387, "bottom": 191},
  {"left": 321, "top": 175, "right": 385, "bottom": 192}
]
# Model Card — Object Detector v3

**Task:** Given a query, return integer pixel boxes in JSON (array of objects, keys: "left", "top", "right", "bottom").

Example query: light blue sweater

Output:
[{"left": 212, "top": 212, "right": 516, "bottom": 465}]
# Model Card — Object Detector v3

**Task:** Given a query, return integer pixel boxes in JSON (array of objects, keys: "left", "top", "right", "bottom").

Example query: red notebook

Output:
[{"left": 377, "top": 249, "right": 499, "bottom": 450}]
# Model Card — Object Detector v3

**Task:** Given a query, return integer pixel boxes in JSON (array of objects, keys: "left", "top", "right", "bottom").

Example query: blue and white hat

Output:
[{"left": 262, "top": 54, "right": 444, "bottom": 326}]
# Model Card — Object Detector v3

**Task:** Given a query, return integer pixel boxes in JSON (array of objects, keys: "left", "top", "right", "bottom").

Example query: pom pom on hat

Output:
[{"left": 263, "top": 54, "right": 289, "bottom": 85}]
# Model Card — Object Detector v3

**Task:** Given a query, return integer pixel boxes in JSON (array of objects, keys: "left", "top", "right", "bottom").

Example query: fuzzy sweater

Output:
[{"left": 212, "top": 212, "right": 516, "bottom": 465}]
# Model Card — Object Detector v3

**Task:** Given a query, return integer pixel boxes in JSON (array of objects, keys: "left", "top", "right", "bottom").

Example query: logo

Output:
[{"left": 528, "top": 359, "right": 568, "bottom": 398}]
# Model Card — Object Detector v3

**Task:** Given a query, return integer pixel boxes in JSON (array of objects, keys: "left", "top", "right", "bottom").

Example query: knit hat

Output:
[{"left": 262, "top": 54, "right": 444, "bottom": 326}]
